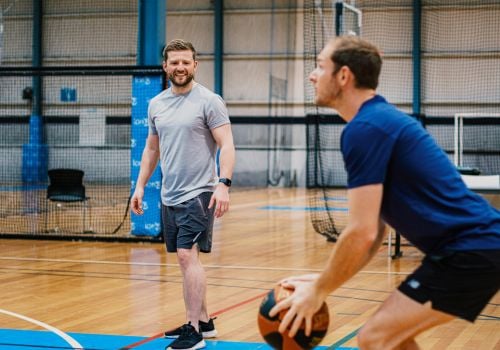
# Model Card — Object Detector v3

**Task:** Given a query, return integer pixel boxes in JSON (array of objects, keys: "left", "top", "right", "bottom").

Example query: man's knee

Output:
[
  {"left": 358, "top": 322, "right": 418, "bottom": 350},
  {"left": 358, "top": 323, "right": 377, "bottom": 350},
  {"left": 177, "top": 246, "right": 196, "bottom": 266},
  {"left": 357, "top": 320, "right": 391, "bottom": 350}
]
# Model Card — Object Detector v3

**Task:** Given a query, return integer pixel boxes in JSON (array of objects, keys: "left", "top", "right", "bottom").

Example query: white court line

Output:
[
  {"left": 0, "top": 256, "right": 412, "bottom": 275},
  {"left": 0, "top": 308, "right": 83, "bottom": 349}
]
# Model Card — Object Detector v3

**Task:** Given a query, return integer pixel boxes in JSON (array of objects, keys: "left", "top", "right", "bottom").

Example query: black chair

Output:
[{"left": 45, "top": 168, "right": 92, "bottom": 233}]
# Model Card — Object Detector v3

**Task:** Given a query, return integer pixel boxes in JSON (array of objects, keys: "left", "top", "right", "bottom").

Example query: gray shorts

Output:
[{"left": 161, "top": 192, "right": 215, "bottom": 253}]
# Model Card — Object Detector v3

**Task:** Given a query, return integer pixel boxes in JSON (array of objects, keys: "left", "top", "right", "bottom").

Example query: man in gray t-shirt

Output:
[
  {"left": 131, "top": 39, "right": 235, "bottom": 350},
  {"left": 148, "top": 81, "right": 230, "bottom": 206}
]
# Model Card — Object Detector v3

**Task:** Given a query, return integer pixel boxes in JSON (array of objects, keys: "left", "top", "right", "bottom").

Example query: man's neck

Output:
[
  {"left": 171, "top": 81, "right": 195, "bottom": 95},
  {"left": 334, "top": 89, "right": 376, "bottom": 122}
]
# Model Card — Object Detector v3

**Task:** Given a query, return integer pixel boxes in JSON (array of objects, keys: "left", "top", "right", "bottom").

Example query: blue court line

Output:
[
  {"left": 0, "top": 329, "right": 345, "bottom": 350},
  {"left": 326, "top": 327, "right": 360, "bottom": 350},
  {"left": 324, "top": 197, "right": 348, "bottom": 202},
  {"left": 260, "top": 206, "right": 348, "bottom": 212}
]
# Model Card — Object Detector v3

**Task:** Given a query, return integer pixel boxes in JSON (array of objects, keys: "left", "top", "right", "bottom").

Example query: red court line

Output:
[
  {"left": 210, "top": 291, "right": 268, "bottom": 317},
  {"left": 119, "top": 332, "right": 164, "bottom": 350},
  {"left": 119, "top": 291, "right": 268, "bottom": 349}
]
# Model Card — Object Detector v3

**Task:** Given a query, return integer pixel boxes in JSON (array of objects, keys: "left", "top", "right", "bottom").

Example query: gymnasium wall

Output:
[{"left": 0, "top": 0, "right": 499, "bottom": 187}]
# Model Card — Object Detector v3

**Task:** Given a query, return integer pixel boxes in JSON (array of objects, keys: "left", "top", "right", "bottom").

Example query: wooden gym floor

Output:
[{"left": 0, "top": 188, "right": 498, "bottom": 349}]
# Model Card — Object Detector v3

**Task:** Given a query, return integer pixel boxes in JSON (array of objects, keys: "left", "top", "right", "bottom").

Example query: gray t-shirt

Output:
[{"left": 148, "top": 83, "right": 230, "bottom": 206}]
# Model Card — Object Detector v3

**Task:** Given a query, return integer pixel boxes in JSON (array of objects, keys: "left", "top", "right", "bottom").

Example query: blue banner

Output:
[
  {"left": 131, "top": 76, "right": 163, "bottom": 237},
  {"left": 22, "top": 115, "right": 48, "bottom": 184}
]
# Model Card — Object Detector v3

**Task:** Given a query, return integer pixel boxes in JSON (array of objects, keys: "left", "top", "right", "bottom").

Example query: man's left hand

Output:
[
  {"left": 208, "top": 184, "right": 230, "bottom": 218},
  {"left": 269, "top": 278, "right": 326, "bottom": 338}
]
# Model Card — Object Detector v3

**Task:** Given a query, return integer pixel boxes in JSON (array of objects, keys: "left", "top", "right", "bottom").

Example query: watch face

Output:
[{"left": 219, "top": 178, "right": 231, "bottom": 187}]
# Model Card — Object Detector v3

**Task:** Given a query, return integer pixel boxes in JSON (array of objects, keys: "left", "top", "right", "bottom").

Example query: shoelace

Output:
[{"left": 179, "top": 323, "right": 195, "bottom": 336}]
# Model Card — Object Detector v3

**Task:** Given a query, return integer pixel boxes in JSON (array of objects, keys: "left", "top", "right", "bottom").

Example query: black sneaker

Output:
[
  {"left": 199, "top": 318, "right": 217, "bottom": 338},
  {"left": 165, "top": 318, "right": 217, "bottom": 339},
  {"left": 166, "top": 323, "right": 205, "bottom": 350}
]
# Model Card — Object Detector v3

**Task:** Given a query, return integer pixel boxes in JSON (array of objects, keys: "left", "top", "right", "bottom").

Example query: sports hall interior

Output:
[{"left": 0, "top": 1, "right": 498, "bottom": 349}]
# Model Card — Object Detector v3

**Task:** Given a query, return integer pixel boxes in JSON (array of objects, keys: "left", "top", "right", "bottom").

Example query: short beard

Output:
[
  {"left": 168, "top": 73, "right": 194, "bottom": 88},
  {"left": 316, "top": 86, "right": 342, "bottom": 107}
]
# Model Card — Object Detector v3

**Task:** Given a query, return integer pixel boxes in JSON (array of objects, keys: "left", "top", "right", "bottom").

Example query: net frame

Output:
[
  {"left": 305, "top": 0, "right": 362, "bottom": 241},
  {"left": 335, "top": 0, "right": 362, "bottom": 36},
  {"left": 453, "top": 113, "right": 500, "bottom": 170}
]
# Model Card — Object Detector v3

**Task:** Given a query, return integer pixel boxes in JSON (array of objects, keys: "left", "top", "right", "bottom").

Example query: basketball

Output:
[{"left": 257, "top": 284, "right": 329, "bottom": 349}]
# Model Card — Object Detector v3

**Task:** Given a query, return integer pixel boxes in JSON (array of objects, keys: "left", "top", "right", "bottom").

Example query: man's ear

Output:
[{"left": 339, "top": 66, "right": 349, "bottom": 85}]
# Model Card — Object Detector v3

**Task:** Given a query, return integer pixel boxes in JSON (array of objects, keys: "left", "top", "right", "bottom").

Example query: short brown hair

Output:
[
  {"left": 330, "top": 36, "right": 382, "bottom": 89},
  {"left": 163, "top": 39, "right": 197, "bottom": 61}
]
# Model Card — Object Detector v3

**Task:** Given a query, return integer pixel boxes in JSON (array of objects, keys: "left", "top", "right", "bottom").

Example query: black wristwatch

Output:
[{"left": 218, "top": 178, "right": 232, "bottom": 187}]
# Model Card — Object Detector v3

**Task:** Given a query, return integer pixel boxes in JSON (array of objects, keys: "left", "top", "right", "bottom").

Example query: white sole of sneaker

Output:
[
  {"left": 166, "top": 330, "right": 217, "bottom": 339},
  {"left": 201, "top": 329, "right": 217, "bottom": 338},
  {"left": 167, "top": 339, "right": 206, "bottom": 350}
]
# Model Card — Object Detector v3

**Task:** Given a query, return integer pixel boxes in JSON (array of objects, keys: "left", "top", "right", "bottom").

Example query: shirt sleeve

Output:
[
  {"left": 147, "top": 101, "right": 158, "bottom": 135},
  {"left": 341, "top": 122, "right": 397, "bottom": 189},
  {"left": 205, "top": 94, "right": 230, "bottom": 129}
]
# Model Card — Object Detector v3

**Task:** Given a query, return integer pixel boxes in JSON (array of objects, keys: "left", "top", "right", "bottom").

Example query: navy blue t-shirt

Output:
[{"left": 341, "top": 95, "right": 500, "bottom": 253}]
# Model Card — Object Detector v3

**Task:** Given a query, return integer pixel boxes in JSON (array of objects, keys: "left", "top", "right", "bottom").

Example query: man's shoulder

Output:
[
  {"left": 149, "top": 89, "right": 172, "bottom": 105},
  {"left": 191, "top": 83, "right": 224, "bottom": 102},
  {"left": 357, "top": 98, "right": 415, "bottom": 131},
  {"left": 345, "top": 107, "right": 408, "bottom": 143},
  {"left": 360, "top": 97, "right": 400, "bottom": 118}
]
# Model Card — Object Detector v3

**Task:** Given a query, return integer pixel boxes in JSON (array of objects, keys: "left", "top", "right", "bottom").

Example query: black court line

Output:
[
  {"left": 3, "top": 266, "right": 500, "bottom": 314},
  {"left": 14, "top": 266, "right": 496, "bottom": 317},
  {"left": 0, "top": 267, "right": 388, "bottom": 304},
  {"left": 0, "top": 266, "right": 394, "bottom": 292}
]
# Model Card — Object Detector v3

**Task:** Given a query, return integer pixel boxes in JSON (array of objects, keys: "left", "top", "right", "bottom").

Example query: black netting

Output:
[{"left": 305, "top": 0, "right": 500, "bottom": 238}]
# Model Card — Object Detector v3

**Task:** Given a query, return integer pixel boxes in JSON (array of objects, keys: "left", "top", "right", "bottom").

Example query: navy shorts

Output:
[
  {"left": 398, "top": 250, "right": 500, "bottom": 322},
  {"left": 161, "top": 192, "right": 215, "bottom": 253}
]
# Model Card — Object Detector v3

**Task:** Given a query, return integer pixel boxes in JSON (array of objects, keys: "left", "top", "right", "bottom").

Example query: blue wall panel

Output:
[{"left": 131, "top": 76, "right": 162, "bottom": 237}]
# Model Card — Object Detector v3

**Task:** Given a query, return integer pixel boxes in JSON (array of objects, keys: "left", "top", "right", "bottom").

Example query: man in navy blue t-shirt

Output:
[{"left": 270, "top": 36, "right": 500, "bottom": 349}]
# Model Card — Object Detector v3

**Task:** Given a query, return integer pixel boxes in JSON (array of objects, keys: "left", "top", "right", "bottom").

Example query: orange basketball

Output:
[{"left": 257, "top": 284, "right": 329, "bottom": 349}]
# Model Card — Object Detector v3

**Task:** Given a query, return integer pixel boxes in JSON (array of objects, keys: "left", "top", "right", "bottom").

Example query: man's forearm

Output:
[
  {"left": 218, "top": 144, "right": 235, "bottom": 179},
  {"left": 314, "top": 226, "right": 384, "bottom": 298}
]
